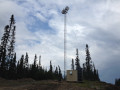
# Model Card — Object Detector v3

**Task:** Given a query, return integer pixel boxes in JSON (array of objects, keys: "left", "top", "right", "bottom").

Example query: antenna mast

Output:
[{"left": 61, "top": 6, "right": 69, "bottom": 79}]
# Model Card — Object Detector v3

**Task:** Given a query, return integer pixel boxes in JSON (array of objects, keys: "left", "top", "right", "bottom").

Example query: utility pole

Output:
[{"left": 61, "top": 6, "right": 69, "bottom": 79}]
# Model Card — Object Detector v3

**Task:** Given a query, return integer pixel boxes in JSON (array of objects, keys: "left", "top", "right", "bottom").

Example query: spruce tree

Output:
[
  {"left": 55, "top": 67, "right": 58, "bottom": 76},
  {"left": 33, "top": 54, "right": 37, "bottom": 67},
  {"left": 71, "top": 58, "right": 74, "bottom": 70},
  {"left": 24, "top": 53, "right": 29, "bottom": 68},
  {"left": 31, "top": 54, "right": 39, "bottom": 80},
  {"left": 24, "top": 52, "right": 29, "bottom": 77},
  {"left": 84, "top": 44, "right": 93, "bottom": 80},
  {"left": 9, "top": 53, "right": 16, "bottom": 79},
  {"left": 54, "top": 67, "right": 58, "bottom": 79},
  {"left": 93, "top": 64, "right": 96, "bottom": 80},
  {"left": 115, "top": 78, "right": 120, "bottom": 86},
  {"left": 49, "top": 61, "right": 52, "bottom": 73},
  {"left": 0, "top": 15, "right": 16, "bottom": 78},
  {"left": 75, "top": 49, "right": 80, "bottom": 70},
  {"left": 58, "top": 65, "right": 62, "bottom": 81},
  {"left": 48, "top": 60, "right": 53, "bottom": 79},
  {"left": 83, "top": 63, "right": 86, "bottom": 80},
  {"left": 7, "top": 15, "right": 16, "bottom": 70},
  {"left": 83, "top": 44, "right": 100, "bottom": 81},
  {"left": 96, "top": 70, "right": 100, "bottom": 81},
  {"left": 75, "top": 49, "right": 82, "bottom": 81},
  {"left": 38, "top": 55, "right": 41, "bottom": 69},
  {"left": 0, "top": 25, "right": 10, "bottom": 61},
  {"left": 17, "top": 55, "right": 24, "bottom": 78},
  {"left": 0, "top": 25, "right": 10, "bottom": 77}
]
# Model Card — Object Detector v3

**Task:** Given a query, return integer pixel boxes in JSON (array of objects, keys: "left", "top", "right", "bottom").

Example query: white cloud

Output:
[{"left": 35, "top": 13, "right": 47, "bottom": 22}]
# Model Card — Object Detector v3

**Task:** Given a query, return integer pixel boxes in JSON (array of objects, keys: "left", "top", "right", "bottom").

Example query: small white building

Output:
[
  {"left": 66, "top": 69, "right": 82, "bottom": 82},
  {"left": 66, "top": 70, "right": 78, "bottom": 82}
]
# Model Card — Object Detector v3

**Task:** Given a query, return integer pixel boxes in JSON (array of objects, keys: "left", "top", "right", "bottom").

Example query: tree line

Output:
[
  {"left": 115, "top": 78, "right": 120, "bottom": 86},
  {"left": 0, "top": 15, "right": 62, "bottom": 80},
  {"left": 71, "top": 44, "right": 100, "bottom": 81},
  {"left": 0, "top": 15, "right": 100, "bottom": 82}
]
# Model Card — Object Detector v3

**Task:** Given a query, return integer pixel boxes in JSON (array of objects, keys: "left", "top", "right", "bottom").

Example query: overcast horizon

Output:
[{"left": 0, "top": 0, "right": 120, "bottom": 84}]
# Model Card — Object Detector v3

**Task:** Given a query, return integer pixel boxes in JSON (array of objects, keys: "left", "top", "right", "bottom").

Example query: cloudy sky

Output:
[{"left": 0, "top": 0, "right": 120, "bottom": 84}]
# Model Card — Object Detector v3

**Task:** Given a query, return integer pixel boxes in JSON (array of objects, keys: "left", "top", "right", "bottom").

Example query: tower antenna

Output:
[{"left": 61, "top": 6, "right": 69, "bottom": 79}]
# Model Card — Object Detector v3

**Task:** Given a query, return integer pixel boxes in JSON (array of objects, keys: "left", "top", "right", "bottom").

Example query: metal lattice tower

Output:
[{"left": 61, "top": 6, "right": 69, "bottom": 79}]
